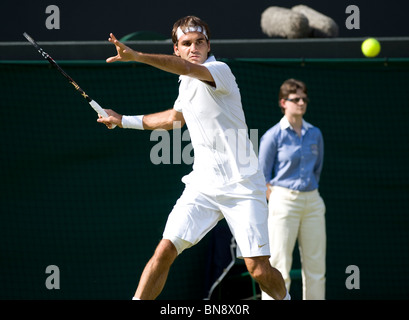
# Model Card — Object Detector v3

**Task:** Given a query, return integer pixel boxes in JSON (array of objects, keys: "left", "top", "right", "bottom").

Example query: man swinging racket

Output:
[{"left": 97, "top": 15, "right": 289, "bottom": 300}]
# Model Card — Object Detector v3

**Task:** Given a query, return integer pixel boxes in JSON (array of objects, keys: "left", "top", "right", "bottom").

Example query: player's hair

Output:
[
  {"left": 278, "top": 78, "right": 308, "bottom": 114},
  {"left": 171, "top": 16, "right": 211, "bottom": 45}
]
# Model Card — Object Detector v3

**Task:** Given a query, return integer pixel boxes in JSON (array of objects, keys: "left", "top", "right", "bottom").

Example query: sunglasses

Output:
[{"left": 285, "top": 97, "right": 310, "bottom": 104}]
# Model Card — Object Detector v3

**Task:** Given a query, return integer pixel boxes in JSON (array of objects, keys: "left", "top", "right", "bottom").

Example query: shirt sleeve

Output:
[
  {"left": 259, "top": 129, "right": 278, "bottom": 184},
  {"left": 173, "top": 99, "right": 183, "bottom": 112},
  {"left": 203, "top": 60, "right": 234, "bottom": 94}
]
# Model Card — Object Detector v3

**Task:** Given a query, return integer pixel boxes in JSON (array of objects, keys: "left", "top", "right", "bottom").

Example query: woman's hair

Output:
[
  {"left": 171, "top": 16, "right": 211, "bottom": 45},
  {"left": 278, "top": 78, "right": 308, "bottom": 114}
]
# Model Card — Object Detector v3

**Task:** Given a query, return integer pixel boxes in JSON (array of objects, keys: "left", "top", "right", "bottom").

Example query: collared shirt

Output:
[
  {"left": 259, "top": 116, "right": 324, "bottom": 192},
  {"left": 173, "top": 56, "right": 259, "bottom": 192}
]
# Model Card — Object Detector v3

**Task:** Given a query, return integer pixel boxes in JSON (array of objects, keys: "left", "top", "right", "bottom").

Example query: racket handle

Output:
[{"left": 89, "top": 100, "right": 117, "bottom": 129}]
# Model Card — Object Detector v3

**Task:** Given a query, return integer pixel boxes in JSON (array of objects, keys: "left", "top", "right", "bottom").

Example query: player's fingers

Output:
[
  {"left": 97, "top": 118, "right": 111, "bottom": 130},
  {"left": 106, "top": 55, "right": 118, "bottom": 63},
  {"left": 108, "top": 33, "right": 117, "bottom": 43},
  {"left": 110, "top": 33, "right": 117, "bottom": 41},
  {"left": 97, "top": 115, "right": 109, "bottom": 122},
  {"left": 113, "top": 39, "right": 128, "bottom": 52},
  {"left": 108, "top": 33, "right": 127, "bottom": 52}
]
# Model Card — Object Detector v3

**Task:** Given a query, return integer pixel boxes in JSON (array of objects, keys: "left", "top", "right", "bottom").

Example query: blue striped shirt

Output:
[{"left": 259, "top": 117, "right": 324, "bottom": 191}]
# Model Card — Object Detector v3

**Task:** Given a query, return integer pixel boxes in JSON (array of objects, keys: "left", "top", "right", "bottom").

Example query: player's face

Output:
[
  {"left": 174, "top": 32, "right": 210, "bottom": 64},
  {"left": 282, "top": 89, "right": 308, "bottom": 117}
]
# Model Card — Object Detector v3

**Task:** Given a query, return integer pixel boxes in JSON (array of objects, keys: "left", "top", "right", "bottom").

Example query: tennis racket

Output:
[{"left": 23, "top": 32, "right": 116, "bottom": 129}]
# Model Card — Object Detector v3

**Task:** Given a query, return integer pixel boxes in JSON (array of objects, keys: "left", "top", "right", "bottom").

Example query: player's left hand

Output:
[{"left": 106, "top": 33, "right": 137, "bottom": 63}]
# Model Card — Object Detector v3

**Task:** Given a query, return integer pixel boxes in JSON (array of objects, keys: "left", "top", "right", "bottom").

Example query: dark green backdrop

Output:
[{"left": 1, "top": 58, "right": 408, "bottom": 299}]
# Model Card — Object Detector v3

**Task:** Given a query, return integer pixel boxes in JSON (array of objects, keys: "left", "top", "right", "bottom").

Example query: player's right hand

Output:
[{"left": 97, "top": 108, "right": 123, "bottom": 129}]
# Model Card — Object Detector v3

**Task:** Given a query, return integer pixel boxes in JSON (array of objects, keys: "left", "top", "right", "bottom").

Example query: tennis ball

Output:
[{"left": 361, "top": 38, "right": 381, "bottom": 58}]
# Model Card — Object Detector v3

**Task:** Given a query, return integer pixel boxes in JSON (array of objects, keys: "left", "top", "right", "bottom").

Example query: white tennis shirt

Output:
[{"left": 173, "top": 56, "right": 259, "bottom": 191}]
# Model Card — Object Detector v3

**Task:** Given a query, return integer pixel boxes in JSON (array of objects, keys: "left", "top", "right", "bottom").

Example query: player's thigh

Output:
[
  {"left": 163, "top": 187, "right": 223, "bottom": 247},
  {"left": 221, "top": 195, "right": 270, "bottom": 258}
]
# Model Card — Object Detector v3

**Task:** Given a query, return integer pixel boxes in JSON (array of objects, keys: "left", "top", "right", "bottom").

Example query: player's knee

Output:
[
  {"left": 249, "top": 268, "right": 263, "bottom": 282},
  {"left": 245, "top": 256, "right": 272, "bottom": 282},
  {"left": 152, "top": 239, "right": 178, "bottom": 265},
  {"left": 163, "top": 236, "right": 193, "bottom": 255}
]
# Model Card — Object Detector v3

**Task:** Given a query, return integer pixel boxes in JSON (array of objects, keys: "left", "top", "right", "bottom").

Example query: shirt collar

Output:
[
  {"left": 279, "top": 116, "right": 313, "bottom": 131},
  {"left": 179, "top": 55, "right": 215, "bottom": 82},
  {"left": 205, "top": 55, "right": 216, "bottom": 63}
]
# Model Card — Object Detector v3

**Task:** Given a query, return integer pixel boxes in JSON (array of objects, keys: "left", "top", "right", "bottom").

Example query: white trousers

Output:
[{"left": 261, "top": 186, "right": 326, "bottom": 300}]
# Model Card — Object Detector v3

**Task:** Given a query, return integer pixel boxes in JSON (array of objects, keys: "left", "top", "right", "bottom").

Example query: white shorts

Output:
[{"left": 163, "top": 172, "right": 270, "bottom": 258}]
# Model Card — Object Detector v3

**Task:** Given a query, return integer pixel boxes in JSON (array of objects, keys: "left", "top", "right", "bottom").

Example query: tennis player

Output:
[{"left": 97, "top": 16, "right": 289, "bottom": 300}]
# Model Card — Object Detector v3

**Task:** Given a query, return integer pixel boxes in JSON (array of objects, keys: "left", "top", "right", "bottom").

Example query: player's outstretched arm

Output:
[{"left": 106, "top": 33, "right": 213, "bottom": 83}]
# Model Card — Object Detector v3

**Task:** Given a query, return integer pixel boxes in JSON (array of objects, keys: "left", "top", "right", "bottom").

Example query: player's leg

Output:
[
  {"left": 244, "top": 255, "right": 288, "bottom": 300},
  {"left": 218, "top": 174, "right": 289, "bottom": 300},
  {"left": 134, "top": 239, "right": 178, "bottom": 300},
  {"left": 134, "top": 187, "right": 223, "bottom": 300}
]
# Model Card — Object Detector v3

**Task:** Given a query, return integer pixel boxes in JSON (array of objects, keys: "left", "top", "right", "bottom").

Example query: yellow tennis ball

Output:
[{"left": 361, "top": 38, "right": 381, "bottom": 58}]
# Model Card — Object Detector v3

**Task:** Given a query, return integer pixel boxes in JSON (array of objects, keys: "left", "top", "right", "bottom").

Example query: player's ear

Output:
[{"left": 173, "top": 43, "right": 180, "bottom": 57}]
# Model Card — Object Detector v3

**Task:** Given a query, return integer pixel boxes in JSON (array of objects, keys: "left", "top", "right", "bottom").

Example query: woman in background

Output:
[{"left": 259, "top": 78, "right": 326, "bottom": 300}]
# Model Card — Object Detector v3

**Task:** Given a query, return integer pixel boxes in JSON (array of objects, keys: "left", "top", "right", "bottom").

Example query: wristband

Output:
[{"left": 122, "top": 115, "right": 144, "bottom": 130}]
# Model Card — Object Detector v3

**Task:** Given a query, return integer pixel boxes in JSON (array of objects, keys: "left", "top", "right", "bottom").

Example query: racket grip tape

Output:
[{"left": 89, "top": 100, "right": 117, "bottom": 129}]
